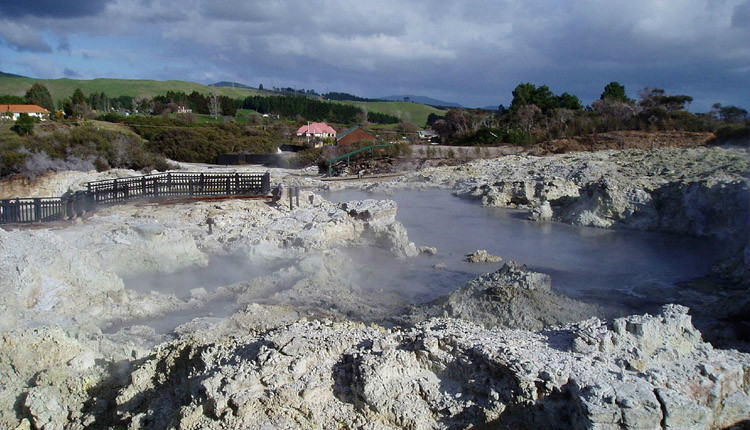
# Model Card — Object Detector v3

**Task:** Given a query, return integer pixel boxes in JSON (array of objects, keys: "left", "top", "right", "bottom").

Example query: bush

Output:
[
  {"left": 0, "top": 134, "right": 28, "bottom": 176},
  {"left": 291, "top": 147, "right": 323, "bottom": 168},
  {"left": 0, "top": 124, "right": 171, "bottom": 179},
  {"left": 11, "top": 113, "right": 36, "bottom": 136},
  {"left": 147, "top": 124, "right": 278, "bottom": 163},
  {"left": 711, "top": 123, "right": 750, "bottom": 146}
]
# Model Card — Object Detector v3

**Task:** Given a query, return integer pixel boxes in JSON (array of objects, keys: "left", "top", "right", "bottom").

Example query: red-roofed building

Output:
[
  {"left": 0, "top": 104, "right": 50, "bottom": 121},
  {"left": 336, "top": 126, "right": 377, "bottom": 146},
  {"left": 296, "top": 122, "right": 337, "bottom": 138}
]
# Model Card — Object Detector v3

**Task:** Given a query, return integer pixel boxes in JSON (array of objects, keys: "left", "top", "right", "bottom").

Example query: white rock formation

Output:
[
  {"left": 404, "top": 261, "right": 606, "bottom": 330},
  {"left": 108, "top": 305, "right": 749, "bottom": 430}
]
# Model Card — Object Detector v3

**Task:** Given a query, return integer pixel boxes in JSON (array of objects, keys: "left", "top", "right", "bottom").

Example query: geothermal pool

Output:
[
  {"left": 120, "top": 188, "right": 725, "bottom": 332},
  {"left": 325, "top": 189, "right": 725, "bottom": 314}
]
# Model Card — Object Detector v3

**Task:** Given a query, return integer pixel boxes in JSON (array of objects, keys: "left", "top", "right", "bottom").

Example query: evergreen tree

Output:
[
  {"left": 24, "top": 82, "right": 54, "bottom": 112},
  {"left": 600, "top": 82, "right": 630, "bottom": 103},
  {"left": 72, "top": 88, "right": 86, "bottom": 105}
]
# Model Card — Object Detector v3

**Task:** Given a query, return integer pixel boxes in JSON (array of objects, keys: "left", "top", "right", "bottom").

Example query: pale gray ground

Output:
[{"left": 0, "top": 145, "right": 748, "bottom": 429}]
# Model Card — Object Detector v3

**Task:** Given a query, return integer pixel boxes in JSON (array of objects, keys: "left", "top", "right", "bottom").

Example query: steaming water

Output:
[
  {"left": 124, "top": 253, "right": 283, "bottom": 299},
  {"left": 325, "top": 189, "right": 724, "bottom": 313},
  {"left": 118, "top": 188, "right": 724, "bottom": 333}
]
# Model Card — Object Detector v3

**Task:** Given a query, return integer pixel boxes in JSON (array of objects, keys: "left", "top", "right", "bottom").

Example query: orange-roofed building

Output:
[
  {"left": 295, "top": 122, "right": 337, "bottom": 138},
  {"left": 0, "top": 104, "right": 50, "bottom": 121}
]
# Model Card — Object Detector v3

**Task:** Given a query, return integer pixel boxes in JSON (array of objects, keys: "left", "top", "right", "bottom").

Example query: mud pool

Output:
[
  {"left": 325, "top": 189, "right": 726, "bottom": 314},
  {"left": 117, "top": 189, "right": 726, "bottom": 332}
]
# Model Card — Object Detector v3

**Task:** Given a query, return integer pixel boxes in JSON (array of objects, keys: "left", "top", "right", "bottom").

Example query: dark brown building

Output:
[{"left": 336, "top": 126, "right": 377, "bottom": 146}]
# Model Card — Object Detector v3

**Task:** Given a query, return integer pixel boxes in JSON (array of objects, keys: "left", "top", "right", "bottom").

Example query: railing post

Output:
[
  {"left": 189, "top": 179, "right": 194, "bottom": 196},
  {"left": 61, "top": 196, "right": 69, "bottom": 220},
  {"left": 32, "top": 198, "right": 40, "bottom": 222},
  {"left": 226, "top": 177, "right": 231, "bottom": 195},
  {"left": 113, "top": 179, "right": 118, "bottom": 203},
  {"left": 262, "top": 172, "right": 271, "bottom": 194},
  {"left": 153, "top": 177, "right": 159, "bottom": 197},
  {"left": 167, "top": 172, "right": 172, "bottom": 194},
  {"left": 235, "top": 173, "right": 240, "bottom": 194}
]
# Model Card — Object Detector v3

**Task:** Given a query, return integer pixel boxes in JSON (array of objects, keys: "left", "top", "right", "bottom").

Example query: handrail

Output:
[{"left": 1, "top": 171, "right": 271, "bottom": 224}]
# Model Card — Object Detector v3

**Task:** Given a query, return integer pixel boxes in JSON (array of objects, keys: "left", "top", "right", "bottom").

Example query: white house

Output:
[{"left": 0, "top": 104, "right": 50, "bottom": 121}]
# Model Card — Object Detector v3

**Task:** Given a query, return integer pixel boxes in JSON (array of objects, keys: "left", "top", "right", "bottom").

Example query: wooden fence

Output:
[{"left": 1, "top": 171, "right": 271, "bottom": 224}]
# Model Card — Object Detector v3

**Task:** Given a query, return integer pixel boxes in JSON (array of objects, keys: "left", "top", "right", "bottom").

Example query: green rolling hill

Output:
[
  {"left": 0, "top": 76, "right": 270, "bottom": 105},
  {"left": 0, "top": 74, "right": 446, "bottom": 125},
  {"left": 337, "top": 100, "right": 445, "bottom": 127}
]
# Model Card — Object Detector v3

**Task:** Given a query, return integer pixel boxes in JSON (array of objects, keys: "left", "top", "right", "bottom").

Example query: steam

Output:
[{"left": 22, "top": 151, "right": 96, "bottom": 179}]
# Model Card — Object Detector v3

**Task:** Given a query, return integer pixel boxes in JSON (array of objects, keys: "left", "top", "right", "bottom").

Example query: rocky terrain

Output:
[
  {"left": 402, "top": 261, "right": 609, "bottom": 331},
  {"left": 314, "top": 146, "right": 749, "bottom": 282},
  {"left": 1, "top": 145, "right": 749, "bottom": 429},
  {"left": 3, "top": 304, "right": 747, "bottom": 430}
]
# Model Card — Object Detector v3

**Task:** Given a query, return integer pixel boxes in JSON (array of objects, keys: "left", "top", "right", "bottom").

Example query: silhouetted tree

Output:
[{"left": 600, "top": 82, "right": 631, "bottom": 103}]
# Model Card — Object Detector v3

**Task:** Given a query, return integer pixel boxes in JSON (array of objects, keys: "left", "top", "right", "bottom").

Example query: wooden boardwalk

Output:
[{"left": 1, "top": 171, "right": 271, "bottom": 224}]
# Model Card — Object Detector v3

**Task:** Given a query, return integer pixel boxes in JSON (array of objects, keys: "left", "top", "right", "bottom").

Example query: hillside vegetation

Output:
[
  {"left": 0, "top": 76, "right": 270, "bottom": 106},
  {"left": 337, "top": 100, "right": 446, "bottom": 127},
  {"left": 0, "top": 76, "right": 444, "bottom": 126}
]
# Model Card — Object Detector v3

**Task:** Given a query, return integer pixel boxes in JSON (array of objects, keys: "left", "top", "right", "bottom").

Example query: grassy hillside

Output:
[
  {"left": 0, "top": 76, "right": 271, "bottom": 105},
  {"left": 338, "top": 100, "right": 445, "bottom": 127},
  {"left": 0, "top": 75, "right": 446, "bottom": 126}
]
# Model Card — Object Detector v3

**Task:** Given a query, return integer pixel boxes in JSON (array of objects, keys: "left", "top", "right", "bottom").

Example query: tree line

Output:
[{"left": 429, "top": 82, "right": 748, "bottom": 146}]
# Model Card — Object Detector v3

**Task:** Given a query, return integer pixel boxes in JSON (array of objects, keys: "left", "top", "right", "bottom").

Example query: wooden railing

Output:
[
  {"left": 1, "top": 171, "right": 271, "bottom": 224},
  {"left": 87, "top": 172, "right": 271, "bottom": 205}
]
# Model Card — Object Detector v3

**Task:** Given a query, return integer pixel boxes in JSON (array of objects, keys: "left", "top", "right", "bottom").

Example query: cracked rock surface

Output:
[{"left": 105, "top": 305, "right": 749, "bottom": 430}]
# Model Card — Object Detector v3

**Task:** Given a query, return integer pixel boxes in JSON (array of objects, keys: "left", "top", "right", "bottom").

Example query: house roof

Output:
[
  {"left": 296, "top": 122, "right": 336, "bottom": 135},
  {"left": 336, "top": 125, "right": 375, "bottom": 141},
  {"left": 0, "top": 104, "right": 49, "bottom": 114}
]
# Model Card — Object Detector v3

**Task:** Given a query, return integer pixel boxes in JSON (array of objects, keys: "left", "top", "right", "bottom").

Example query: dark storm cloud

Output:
[
  {"left": 0, "top": 21, "right": 52, "bottom": 52},
  {"left": 732, "top": 1, "right": 750, "bottom": 28},
  {"left": 64, "top": 68, "right": 81, "bottom": 78},
  {"left": 2, "top": 0, "right": 747, "bottom": 110},
  {"left": 0, "top": 0, "right": 112, "bottom": 18}
]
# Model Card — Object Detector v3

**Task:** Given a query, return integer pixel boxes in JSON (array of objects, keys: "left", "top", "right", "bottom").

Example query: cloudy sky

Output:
[{"left": 1, "top": 0, "right": 748, "bottom": 111}]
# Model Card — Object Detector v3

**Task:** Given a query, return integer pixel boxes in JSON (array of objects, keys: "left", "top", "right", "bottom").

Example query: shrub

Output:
[
  {"left": 291, "top": 147, "right": 323, "bottom": 168},
  {"left": 0, "top": 124, "right": 171, "bottom": 179},
  {"left": 711, "top": 123, "right": 750, "bottom": 146},
  {"left": 11, "top": 113, "right": 36, "bottom": 136}
]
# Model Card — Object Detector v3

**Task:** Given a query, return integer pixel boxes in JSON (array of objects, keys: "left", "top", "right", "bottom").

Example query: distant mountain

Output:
[
  {"left": 210, "top": 81, "right": 256, "bottom": 90},
  {"left": 0, "top": 71, "right": 27, "bottom": 78},
  {"left": 381, "top": 95, "right": 463, "bottom": 108}
]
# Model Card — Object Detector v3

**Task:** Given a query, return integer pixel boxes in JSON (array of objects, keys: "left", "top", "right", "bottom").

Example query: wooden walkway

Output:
[{"left": 1, "top": 171, "right": 271, "bottom": 224}]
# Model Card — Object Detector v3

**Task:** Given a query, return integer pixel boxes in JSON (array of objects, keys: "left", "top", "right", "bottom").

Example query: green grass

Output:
[
  {"left": 337, "top": 100, "right": 446, "bottom": 127},
  {"left": 0, "top": 76, "right": 447, "bottom": 127},
  {"left": 0, "top": 76, "right": 273, "bottom": 106}
]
